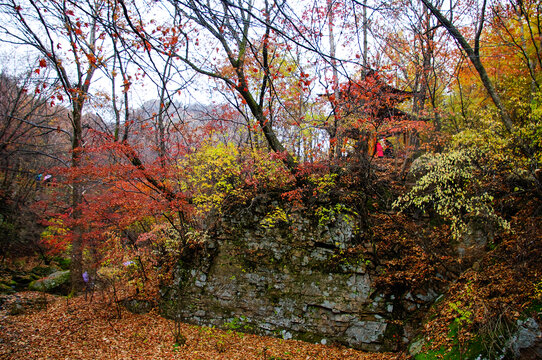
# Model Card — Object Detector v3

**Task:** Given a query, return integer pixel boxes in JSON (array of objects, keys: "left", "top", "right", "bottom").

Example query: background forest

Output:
[{"left": 0, "top": 0, "right": 541, "bottom": 358}]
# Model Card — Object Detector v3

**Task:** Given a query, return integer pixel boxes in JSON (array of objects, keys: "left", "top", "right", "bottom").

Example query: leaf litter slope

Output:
[{"left": 0, "top": 292, "right": 399, "bottom": 360}]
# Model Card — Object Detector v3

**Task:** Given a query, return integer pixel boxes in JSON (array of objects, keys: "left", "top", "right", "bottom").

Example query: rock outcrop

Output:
[{"left": 162, "top": 197, "right": 424, "bottom": 351}]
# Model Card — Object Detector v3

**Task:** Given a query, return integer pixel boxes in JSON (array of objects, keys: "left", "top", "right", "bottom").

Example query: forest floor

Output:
[{"left": 0, "top": 291, "right": 401, "bottom": 360}]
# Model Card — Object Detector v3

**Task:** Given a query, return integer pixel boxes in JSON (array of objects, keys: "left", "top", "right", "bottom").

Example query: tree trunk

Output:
[
  {"left": 419, "top": 0, "right": 515, "bottom": 135},
  {"left": 328, "top": 0, "right": 341, "bottom": 160},
  {"left": 70, "top": 107, "right": 84, "bottom": 293}
]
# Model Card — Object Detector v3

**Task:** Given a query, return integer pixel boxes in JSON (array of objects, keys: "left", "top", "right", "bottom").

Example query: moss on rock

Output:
[{"left": 28, "top": 270, "right": 70, "bottom": 295}]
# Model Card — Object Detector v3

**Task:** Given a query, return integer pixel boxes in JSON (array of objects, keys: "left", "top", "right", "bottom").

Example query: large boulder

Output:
[{"left": 29, "top": 270, "right": 71, "bottom": 295}]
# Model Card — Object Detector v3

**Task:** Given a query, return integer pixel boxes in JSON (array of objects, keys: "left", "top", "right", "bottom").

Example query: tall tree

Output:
[
  {"left": 420, "top": 0, "right": 540, "bottom": 187},
  {"left": 419, "top": 1, "right": 523, "bottom": 145},
  {"left": 118, "top": 0, "right": 298, "bottom": 171},
  {"left": 0, "top": 0, "right": 108, "bottom": 291}
]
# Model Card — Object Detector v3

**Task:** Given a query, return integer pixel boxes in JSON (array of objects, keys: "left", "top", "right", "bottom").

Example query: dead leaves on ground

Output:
[{"left": 0, "top": 292, "right": 399, "bottom": 360}]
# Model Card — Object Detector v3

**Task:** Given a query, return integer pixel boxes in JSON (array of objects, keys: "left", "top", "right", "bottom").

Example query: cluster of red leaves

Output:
[{"left": 0, "top": 292, "right": 400, "bottom": 360}]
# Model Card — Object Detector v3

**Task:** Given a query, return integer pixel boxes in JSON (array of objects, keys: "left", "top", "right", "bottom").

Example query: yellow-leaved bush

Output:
[
  {"left": 524, "top": 90, "right": 542, "bottom": 165},
  {"left": 450, "top": 114, "right": 540, "bottom": 176},
  {"left": 179, "top": 142, "right": 242, "bottom": 215},
  {"left": 179, "top": 140, "right": 293, "bottom": 217},
  {"left": 393, "top": 148, "right": 510, "bottom": 239}
]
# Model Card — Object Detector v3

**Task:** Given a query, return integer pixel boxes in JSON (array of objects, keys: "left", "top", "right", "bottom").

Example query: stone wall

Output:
[{"left": 163, "top": 196, "right": 426, "bottom": 351}]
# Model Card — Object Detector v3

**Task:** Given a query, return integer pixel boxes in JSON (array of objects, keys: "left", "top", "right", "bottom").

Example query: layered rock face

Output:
[{"left": 164, "top": 198, "right": 413, "bottom": 351}]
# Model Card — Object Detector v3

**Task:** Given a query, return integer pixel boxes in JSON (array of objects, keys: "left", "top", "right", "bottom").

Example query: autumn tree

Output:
[
  {"left": 374, "top": 0, "right": 455, "bottom": 129},
  {"left": 285, "top": 0, "right": 376, "bottom": 160},
  {"left": 420, "top": 0, "right": 541, "bottom": 181},
  {"left": 116, "top": 0, "right": 301, "bottom": 171},
  {"left": 97, "top": 0, "right": 193, "bottom": 166},
  {"left": 0, "top": 0, "right": 110, "bottom": 290}
]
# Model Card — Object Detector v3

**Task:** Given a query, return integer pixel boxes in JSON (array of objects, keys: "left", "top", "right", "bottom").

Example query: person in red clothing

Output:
[{"left": 375, "top": 139, "right": 384, "bottom": 157}]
